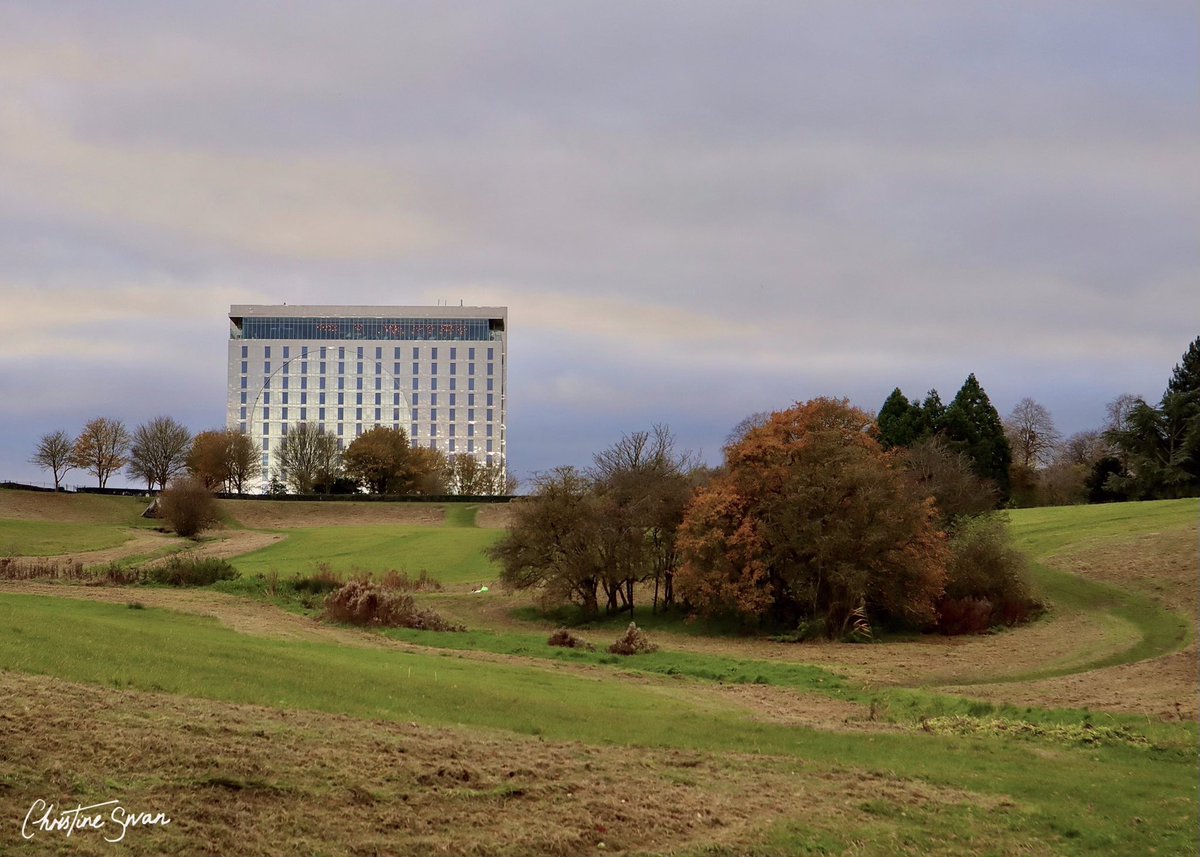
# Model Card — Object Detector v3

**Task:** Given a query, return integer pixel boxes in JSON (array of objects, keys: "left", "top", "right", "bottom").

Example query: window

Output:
[
  {"left": 412, "top": 393, "right": 420, "bottom": 406},
  {"left": 468, "top": 439, "right": 475, "bottom": 453},
  {"left": 375, "top": 408, "right": 381, "bottom": 421},
  {"left": 374, "top": 393, "right": 381, "bottom": 405},
  {"left": 468, "top": 394, "right": 476, "bottom": 406},
  {"left": 449, "top": 439, "right": 456, "bottom": 452},
  {"left": 262, "top": 438, "right": 269, "bottom": 451},
  {"left": 449, "top": 424, "right": 456, "bottom": 437},
  {"left": 240, "top": 407, "right": 246, "bottom": 420},
  {"left": 337, "top": 392, "right": 344, "bottom": 405},
  {"left": 263, "top": 407, "right": 270, "bottom": 420},
  {"left": 241, "top": 360, "right": 248, "bottom": 374},
  {"left": 356, "top": 362, "right": 363, "bottom": 374},
  {"left": 431, "top": 378, "right": 438, "bottom": 391},
  {"left": 301, "top": 361, "right": 308, "bottom": 374},
  {"left": 356, "top": 393, "right": 362, "bottom": 405},
  {"left": 264, "top": 346, "right": 271, "bottom": 358},
  {"left": 338, "top": 377, "right": 344, "bottom": 390},
  {"left": 449, "top": 409, "right": 456, "bottom": 421},
  {"left": 338, "top": 361, "right": 345, "bottom": 374},
  {"left": 411, "top": 424, "right": 419, "bottom": 439},
  {"left": 487, "top": 348, "right": 494, "bottom": 360},
  {"left": 300, "top": 377, "right": 307, "bottom": 390},
  {"left": 468, "top": 363, "right": 475, "bottom": 375},
  {"left": 487, "top": 379, "right": 494, "bottom": 391},
  {"left": 487, "top": 362, "right": 494, "bottom": 376},
  {"left": 281, "top": 407, "right": 288, "bottom": 420},
  {"left": 487, "top": 393, "right": 494, "bottom": 406},
  {"left": 430, "top": 393, "right": 438, "bottom": 407},
  {"left": 430, "top": 408, "right": 438, "bottom": 421},
  {"left": 393, "top": 393, "right": 399, "bottom": 406},
  {"left": 319, "top": 377, "right": 326, "bottom": 390},
  {"left": 319, "top": 392, "right": 326, "bottom": 404},
  {"left": 412, "top": 362, "right": 419, "bottom": 376},
  {"left": 375, "top": 347, "right": 382, "bottom": 359},
  {"left": 241, "top": 345, "right": 248, "bottom": 358},
  {"left": 468, "top": 408, "right": 475, "bottom": 421},
  {"left": 281, "top": 392, "right": 289, "bottom": 404},
  {"left": 468, "top": 379, "right": 475, "bottom": 391},
  {"left": 300, "top": 392, "right": 307, "bottom": 405},
  {"left": 450, "top": 363, "right": 456, "bottom": 376},
  {"left": 375, "top": 377, "right": 381, "bottom": 390},
  {"left": 299, "top": 408, "right": 306, "bottom": 420},
  {"left": 356, "top": 407, "right": 363, "bottom": 421},
  {"left": 282, "top": 346, "right": 289, "bottom": 359},
  {"left": 487, "top": 440, "right": 493, "bottom": 453},
  {"left": 412, "top": 377, "right": 419, "bottom": 390},
  {"left": 264, "top": 361, "right": 271, "bottom": 374},
  {"left": 431, "top": 362, "right": 438, "bottom": 375},
  {"left": 412, "top": 347, "right": 419, "bottom": 359},
  {"left": 319, "top": 408, "right": 326, "bottom": 420},
  {"left": 282, "top": 377, "right": 289, "bottom": 389},
  {"left": 487, "top": 424, "right": 493, "bottom": 437},
  {"left": 264, "top": 392, "right": 271, "bottom": 404},
  {"left": 357, "top": 347, "right": 363, "bottom": 359},
  {"left": 356, "top": 377, "right": 363, "bottom": 390},
  {"left": 449, "top": 393, "right": 456, "bottom": 406},
  {"left": 431, "top": 347, "right": 438, "bottom": 360},
  {"left": 449, "top": 378, "right": 456, "bottom": 390},
  {"left": 337, "top": 407, "right": 344, "bottom": 420},
  {"left": 240, "top": 392, "right": 246, "bottom": 404},
  {"left": 240, "top": 377, "right": 247, "bottom": 389},
  {"left": 394, "top": 347, "right": 401, "bottom": 359},
  {"left": 338, "top": 347, "right": 345, "bottom": 359},
  {"left": 468, "top": 424, "right": 474, "bottom": 437},
  {"left": 487, "top": 408, "right": 493, "bottom": 422}
]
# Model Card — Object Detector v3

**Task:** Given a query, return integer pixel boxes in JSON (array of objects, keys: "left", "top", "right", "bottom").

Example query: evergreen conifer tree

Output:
[
  {"left": 941, "top": 374, "right": 1011, "bottom": 500},
  {"left": 877, "top": 388, "right": 925, "bottom": 449}
]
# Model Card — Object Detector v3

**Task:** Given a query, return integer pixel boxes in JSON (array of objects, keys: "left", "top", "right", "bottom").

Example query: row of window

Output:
[
  {"left": 252, "top": 427, "right": 499, "bottom": 454},
  {"left": 238, "top": 374, "right": 498, "bottom": 393},
  {"left": 236, "top": 317, "right": 497, "bottom": 341},
  {"left": 237, "top": 390, "right": 497, "bottom": 409},
  {"left": 240, "top": 345, "right": 496, "bottom": 361},
  {"left": 242, "top": 361, "right": 495, "bottom": 379}
]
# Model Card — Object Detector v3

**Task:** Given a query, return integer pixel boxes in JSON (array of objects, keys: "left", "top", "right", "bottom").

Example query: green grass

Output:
[
  {"left": 0, "top": 592, "right": 1196, "bottom": 855},
  {"left": 229, "top": 524, "right": 502, "bottom": 585},
  {"left": 0, "top": 520, "right": 134, "bottom": 556},
  {"left": 1007, "top": 498, "right": 1198, "bottom": 558}
]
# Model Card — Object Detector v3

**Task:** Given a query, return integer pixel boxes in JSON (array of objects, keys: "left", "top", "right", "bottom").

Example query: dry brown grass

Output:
[
  {"left": 218, "top": 499, "right": 445, "bottom": 530},
  {"left": 474, "top": 503, "right": 516, "bottom": 530},
  {"left": 0, "top": 671, "right": 1009, "bottom": 857}
]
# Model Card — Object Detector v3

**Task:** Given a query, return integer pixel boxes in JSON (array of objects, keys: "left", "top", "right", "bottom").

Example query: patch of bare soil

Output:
[
  {"left": 142, "top": 531, "right": 286, "bottom": 567},
  {"left": 1052, "top": 528, "right": 1199, "bottom": 621},
  {"left": 40, "top": 529, "right": 180, "bottom": 567},
  {"left": 475, "top": 503, "right": 516, "bottom": 529},
  {"left": 219, "top": 499, "right": 444, "bottom": 529},
  {"left": 941, "top": 643, "right": 1200, "bottom": 721},
  {"left": 0, "top": 671, "right": 1013, "bottom": 857}
]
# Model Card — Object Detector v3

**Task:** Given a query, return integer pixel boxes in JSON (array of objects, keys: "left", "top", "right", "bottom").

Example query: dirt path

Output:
[{"left": 38, "top": 528, "right": 180, "bottom": 566}]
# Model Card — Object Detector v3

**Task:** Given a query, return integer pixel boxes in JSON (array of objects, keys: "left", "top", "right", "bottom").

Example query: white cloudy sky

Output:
[{"left": 1, "top": 1, "right": 1196, "bottom": 487}]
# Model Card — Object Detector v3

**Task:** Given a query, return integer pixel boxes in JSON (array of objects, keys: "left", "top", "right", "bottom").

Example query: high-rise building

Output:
[{"left": 227, "top": 304, "right": 507, "bottom": 492}]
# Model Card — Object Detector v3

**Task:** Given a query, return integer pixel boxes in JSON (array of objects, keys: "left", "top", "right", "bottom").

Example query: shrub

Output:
[
  {"left": 378, "top": 569, "right": 444, "bottom": 592},
  {"left": 147, "top": 557, "right": 239, "bottom": 586},
  {"left": 322, "top": 580, "right": 465, "bottom": 631},
  {"left": 937, "top": 514, "right": 1041, "bottom": 634},
  {"left": 292, "top": 564, "right": 343, "bottom": 594},
  {"left": 158, "top": 475, "right": 219, "bottom": 538},
  {"left": 547, "top": 628, "right": 595, "bottom": 651},
  {"left": 608, "top": 622, "right": 659, "bottom": 656}
]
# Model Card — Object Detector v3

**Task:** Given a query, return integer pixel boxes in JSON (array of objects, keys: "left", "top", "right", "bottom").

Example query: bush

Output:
[
  {"left": 292, "top": 564, "right": 343, "bottom": 594},
  {"left": 147, "top": 557, "right": 239, "bottom": 586},
  {"left": 378, "top": 569, "right": 444, "bottom": 592},
  {"left": 547, "top": 628, "right": 595, "bottom": 650},
  {"left": 322, "top": 580, "right": 465, "bottom": 631},
  {"left": 158, "top": 476, "right": 219, "bottom": 538},
  {"left": 937, "top": 514, "right": 1041, "bottom": 634},
  {"left": 608, "top": 622, "right": 659, "bottom": 656}
]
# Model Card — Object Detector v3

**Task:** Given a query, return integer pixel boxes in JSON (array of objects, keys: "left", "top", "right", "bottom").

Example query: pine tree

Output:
[
  {"left": 940, "top": 374, "right": 1011, "bottom": 500},
  {"left": 878, "top": 388, "right": 925, "bottom": 449}
]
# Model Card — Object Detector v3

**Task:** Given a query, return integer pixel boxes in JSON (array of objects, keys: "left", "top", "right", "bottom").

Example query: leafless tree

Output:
[
  {"left": 71, "top": 417, "right": 131, "bottom": 488},
  {"left": 30, "top": 430, "right": 76, "bottom": 490},
  {"left": 724, "top": 411, "right": 772, "bottom": 448},
  {"left": 127, "top": 416, "right": 192, "bottom": 491},
  {"left": 1057, "top": 430, "right": 1109, "bottom": 467},
  {"left": 274, "top": 423, "right": 341, "bottom": 493},
  {"left": 1104, "top": 393, "right": 1142, "bottom": 436},
  {"left": 224, "top": 429, "right": 261, "bottom": 494},
  {"left": 1003, "top": 398, "right": 1062, "bottom": 469}
]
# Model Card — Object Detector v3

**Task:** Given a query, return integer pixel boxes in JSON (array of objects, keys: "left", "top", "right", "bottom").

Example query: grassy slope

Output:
[
  {"left": 997, "top": 499, "right": 1197, "bottom": 682},
  {"left": 0, "top": 489, "right": 153, "bottom": 555},
  {"left": 0, "top": 593, "right": 1195, "bottom": 855}
]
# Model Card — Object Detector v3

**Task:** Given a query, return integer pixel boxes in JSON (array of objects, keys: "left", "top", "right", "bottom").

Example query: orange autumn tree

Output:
[{"left": 677, "top": 398, "right": 949, "bottom": 636}]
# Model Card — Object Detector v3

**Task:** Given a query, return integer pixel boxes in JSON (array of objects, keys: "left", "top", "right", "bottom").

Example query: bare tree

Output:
[
  {"left": 1003, "top": 398, "right": 1062, "bottom": 469},
  {"left": 1104, "top": 393, "right": 1141, "bottom": 436},
  {"left": 30, "top": 430, "right": 76, "bottom": 490},
  {"left": 724, "top": 411, "right": 772, "bottom": 448},
  {"left": 71, "top": 418, "right": 131, "bottom": 488},
  {"left": 126, "top": 416, "right": 192, "bottom": 491},
  {"left": 1057, "top": 430, "right": 1109, "bottom": 468},
  {"left": 224, "top": 429, "right": 261, "bottom": 494},
  {"left": 274, "top": 423, "right": 341, "bottom": 493},
  {"left": 444, "top": 453, "right": 511, "bottom": 495}
]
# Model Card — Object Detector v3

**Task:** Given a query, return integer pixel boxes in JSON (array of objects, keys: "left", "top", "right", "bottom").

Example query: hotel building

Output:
[{"left": 226, "top": 304, "right": 507, "bottom": 492}]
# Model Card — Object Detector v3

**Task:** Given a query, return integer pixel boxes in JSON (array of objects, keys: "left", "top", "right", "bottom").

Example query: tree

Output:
[
  {"left": 224, "top": 429, "right": 261, "bottom": 494},
  {"left": 877, "top": 388, "right": 926, "bottom": 449},
  {"left": 1104, "top": 338, "right": 1200, "bottom": 499},
  {"left": 274, "top": 423, "right": 341, "bottom": 494},
  {"left": 1003, "top": 398, "right": 1062, "bottom": 470},
  {"left": 588, "top": 425, "right": 694, "bottom": 614},
  {"left": 1058, "top": 430, "right": 1108, "bottom": 468},
  {"left": 71, "top": 418, "right": 131, "bottom": 488},
  {"left": 187, "top": 429, "right": 261, "bottom": 493},
  {"left": 30, "top": 430, "right": 75, "bottom": 490},
  {"left": 343, "top": 426, "right": 412, "bottom": 493},
  {"left": 940, "top": 375, "right": 1012, "bottom": 500},
  {"left": 157, "top": 475, "right": 219, "bottom": 538},
  {"left": 724, "top": 411, "right": 772, "bottom": 448},
  {"left": 898, "top": 436, "right": 997, "bottom": 527},
  {"left": 676, "top": 399, "right": 949, "bottom": 634},
  {"left": 407, "top": 445, "right": 450, "bottom": 495},
  {"left": 126, "top": 416, "right": 192, "bottom": 491},
  {"left": 488, "top": 467, "right": 604, "bottom": 615},
  {"left": 444, "top": 453, "right": 513, "bottom": 495}
]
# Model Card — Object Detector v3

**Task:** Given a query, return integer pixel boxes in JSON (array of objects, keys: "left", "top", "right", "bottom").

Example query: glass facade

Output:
[{"left": 236, "top": 317, "right": 492, "bottom": 341}]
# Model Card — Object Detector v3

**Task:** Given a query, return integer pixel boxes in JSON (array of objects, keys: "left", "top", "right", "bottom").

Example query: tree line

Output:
[
  {"left": 30, "top": 419, "right": 513, "bottom": 497},
  {"left": 489, "top": 336, "right": 1198, "bottom": 637},
  {"left": 878, "top": 336, "right": 1200, "bottom": 506}
]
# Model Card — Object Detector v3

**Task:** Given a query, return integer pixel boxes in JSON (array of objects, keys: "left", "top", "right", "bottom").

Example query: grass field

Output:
[{"left": 0, "top": 492, "right": 1196, "bottom": 855}]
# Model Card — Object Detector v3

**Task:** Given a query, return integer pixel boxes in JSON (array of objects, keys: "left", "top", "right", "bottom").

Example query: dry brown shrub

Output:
[
  {"left": 322, "top": 580, "right": 464, "bottom": 631},
  {"left": 547, "top": 628, "right": 595, "bottom": 651},
  {"left": 607, "top": 622, "right": 659, "bottom": 656},
  {"left": 378, "top": 568, "right": 444, "bottom": 592}
]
